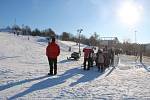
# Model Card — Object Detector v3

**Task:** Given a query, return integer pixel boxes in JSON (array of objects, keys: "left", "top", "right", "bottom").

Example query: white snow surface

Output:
[{"left": 0, "top": 32, "right": 150, "bottom": 100}]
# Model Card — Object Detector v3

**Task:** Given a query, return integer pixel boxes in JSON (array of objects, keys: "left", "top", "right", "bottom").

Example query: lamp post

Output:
[
  {"left": 77, "top": 29, "right": 83, "bottom": 55},
  {"left": 135, "top": 30, "right": 137, "bottom": 44}
]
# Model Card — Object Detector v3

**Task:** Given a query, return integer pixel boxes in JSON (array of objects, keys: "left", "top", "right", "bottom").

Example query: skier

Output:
[{"left": 46, "top": 37, "right": 60, "bottom": 75}]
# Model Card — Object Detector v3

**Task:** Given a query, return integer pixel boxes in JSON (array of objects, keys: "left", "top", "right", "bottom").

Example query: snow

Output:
[{"left": 0, "top": 32, "right": 150, "bottom": 100}]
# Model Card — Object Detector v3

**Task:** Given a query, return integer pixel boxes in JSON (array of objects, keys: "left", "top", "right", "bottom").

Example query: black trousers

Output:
[
  {"left": 83, "top": 58, "right": 91, "bottom": 70},
  {"left": 97, "top": 63, "right": 104, "bottom": 72},
  {"left": 48, "top": 57, "right": 57, "bottom": 75}
]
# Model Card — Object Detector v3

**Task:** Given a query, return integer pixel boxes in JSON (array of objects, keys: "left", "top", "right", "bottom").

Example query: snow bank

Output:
[{"left": 0, "top": 32, "right": 150, "bottom": 100}]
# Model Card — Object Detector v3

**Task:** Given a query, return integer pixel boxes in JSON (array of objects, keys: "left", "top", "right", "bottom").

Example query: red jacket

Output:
[
  {"left": 46, "top": 42, "right": 60, "bottom": 59},
  {"left": 83, "top": 48, "right": 92, "bottom": 58}
]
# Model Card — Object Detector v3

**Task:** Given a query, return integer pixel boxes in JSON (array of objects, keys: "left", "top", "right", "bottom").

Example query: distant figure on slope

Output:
[
  {"left": 13, "top": 31, "right": 16, "bottom": 35},
  {"left": 17, "top": 32, "right": 19, "bottom": 36},
  {"left": 46, "top": 37, "right": 60, "bottom": 75},
  {"left": 68, "top": 46, "right": 71, "bottom": 52}
]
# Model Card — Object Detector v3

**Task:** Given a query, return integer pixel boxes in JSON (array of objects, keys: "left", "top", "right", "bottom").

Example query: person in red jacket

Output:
[
  {"left": 46, "top": 37, "right": 60, "bottom": 75},
  {"left": 83, "top": 46, "right": 93, "bottom": 70}
]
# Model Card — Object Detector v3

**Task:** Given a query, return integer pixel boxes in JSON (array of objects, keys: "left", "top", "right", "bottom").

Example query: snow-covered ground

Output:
[{"left": 0, "top": 32, "right": 150, "bottom": 100}]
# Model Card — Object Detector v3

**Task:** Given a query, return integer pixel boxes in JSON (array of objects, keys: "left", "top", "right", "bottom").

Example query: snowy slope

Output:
[{"left": 0, "top": 32, "right": 150, "bottom": 100}]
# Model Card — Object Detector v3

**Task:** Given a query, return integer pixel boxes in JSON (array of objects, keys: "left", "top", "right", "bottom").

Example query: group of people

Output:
[
  {"left": 46, "top": 37, "right": 115, "bottom": 76},
  {"left": 83, "top": 46, "right": 115, "bottom": 72}
]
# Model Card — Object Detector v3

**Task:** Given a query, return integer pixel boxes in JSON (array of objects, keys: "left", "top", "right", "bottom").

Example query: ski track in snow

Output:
[{"left": 0, "top": 32, "right": 150, "bottom": 100}]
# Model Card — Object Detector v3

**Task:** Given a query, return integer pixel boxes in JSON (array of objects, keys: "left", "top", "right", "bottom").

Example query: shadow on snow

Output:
[
  {"left": 8, "top": 67, "right": 102, "bottom": 100},
  {"left": 141, "top": 63, "right": 150, "bottom": 72},
  {"left": 58, "top": 59, "right": 75, "bottom": 63},
  {"left": 0, "top": 75, "right": 48, "bottom": 91},
  {"left": 0, "top": 56, "right": 21, "bottom": 60}
]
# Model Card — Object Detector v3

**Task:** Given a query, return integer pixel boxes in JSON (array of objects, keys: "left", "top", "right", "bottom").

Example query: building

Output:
[{"left": 99, "top": 37, "right": 119, "bottom": 48}]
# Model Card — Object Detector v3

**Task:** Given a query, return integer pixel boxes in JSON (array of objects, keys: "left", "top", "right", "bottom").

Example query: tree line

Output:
[
  {"left": 10, "top": 25, "right": 55, "bottom": 37},
  {"left": 4, "top": 25, "right": 99, "bottom": 46},
  {"left": 2, "top": 25, "right": 150, "bottom": 56}
]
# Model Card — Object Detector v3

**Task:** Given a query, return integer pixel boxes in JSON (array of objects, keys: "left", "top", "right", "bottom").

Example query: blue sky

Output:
[{"left": 0, "top": 0, "right": 150, "bottom": 43}]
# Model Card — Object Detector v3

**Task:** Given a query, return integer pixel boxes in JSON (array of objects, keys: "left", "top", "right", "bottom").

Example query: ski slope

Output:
[{"left": 0, "top": 32, "right": 150, "bottom": 100}]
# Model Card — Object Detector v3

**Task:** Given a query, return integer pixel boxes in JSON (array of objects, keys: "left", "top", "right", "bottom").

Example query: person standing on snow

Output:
[
  {"left": 109, "top": 48, "right": 115, "bottom": 66},
  {"left": 83, "top": 46, "right": 93, "bottom": 70},
  {"left": 46, "top": 37, "right": 60, "bottom": 75},
  {"left": 97, "top": 49, "right": 105, "bottom": 72},
  {"left": 91, "top": 47, "right": 97, "bottom": 67},
  {"left": 103, "top": 46, "right": 110, "bottom": 69}
]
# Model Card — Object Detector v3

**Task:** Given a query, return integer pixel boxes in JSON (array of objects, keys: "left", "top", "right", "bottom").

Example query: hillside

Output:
[{"left": 0, "top": 32, "right": 150, "bottom": 100}]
